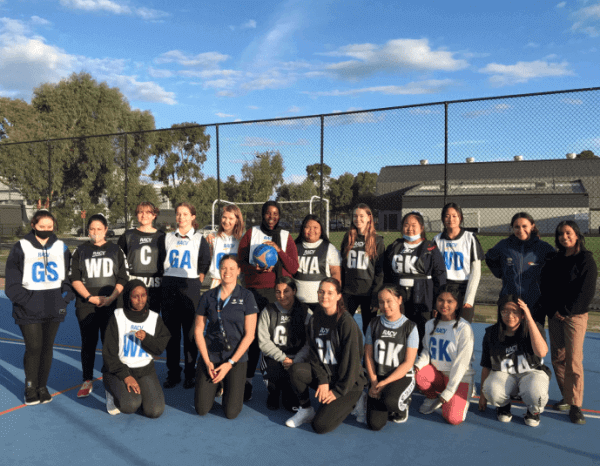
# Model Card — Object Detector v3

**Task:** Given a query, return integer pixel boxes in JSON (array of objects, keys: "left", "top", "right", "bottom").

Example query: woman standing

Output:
[
  {"left": 384, "top": 211, "right": 446, "bottom": 343},
  {"left": 160, "top": 202, "right": 211, "bottom": 389},
  {"left": 485, "top": 212, "right": 554, "bottom": 324},
  {"left": 414, "top": 286, "right": 474, "bottom": 426},
  {"left": 478, "top": 295, "right": 550, "bottom": 427},
  {"left": 205, "top": 204, "right": 245, "bottom": 289},
  {"left": 194, "top": 255, "right": 258, "bottom": 419},
  {"left": 294, "top": 215, "right": 341, "bottom": 311},
  {"left": 364, "top": 285, "right": 418, "bottom": 430},
  {"left": 102, "top": 279, "right": 171, "bottom": 418},
  {"left": 6, "top": 210, "right": 75, "bottom": 405},
  {"left": 433, "top": 203, "right": 483, "bottom": 323},
  {"left": 70, "top": 214, "right": 129, "bottom": 398},
  {"left": 238, "top": 201, "right": 299, "bottom": 400},
  {"left": 541, "top": 220, "right": 597, "bottom": 424},
  {"left": 341, "top": 204, "right": 385, "bottom": 335},
  {"left": 118, "top": 202, "right": 165, "bottom": 311},
  {"left": 285, "top": 278, "right": 367, "bottom": 434},
  {"left": 258, "top": 277, "right": 311, "bottom": 411}
]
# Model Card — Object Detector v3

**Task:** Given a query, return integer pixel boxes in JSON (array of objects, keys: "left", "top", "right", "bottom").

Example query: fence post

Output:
[
  {"left": 320, "top": 115, "right": 324, "bottom": 220},
  {"left": 444, "top": 102, "right": 448, "bottom": 205},
  {"left": 124, "top": 133, "right": 128, "bottom": 226},
  {"left": 216, "top": 124, "right": 220, "bottom": 211},
  {"left": 46, "top": 140, "right": 52, "bottom": 211}
]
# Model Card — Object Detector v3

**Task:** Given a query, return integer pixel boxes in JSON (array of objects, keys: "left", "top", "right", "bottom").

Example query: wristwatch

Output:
[
  {"left": 228, "top": 358, "right": 236, "bottom": 367},
  {"left": 84, "top": 295, "right": 92, "bottom": 303}
]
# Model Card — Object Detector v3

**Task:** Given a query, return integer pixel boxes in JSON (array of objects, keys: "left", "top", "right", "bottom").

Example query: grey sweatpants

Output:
[{"left": 483, "top": 369, "right": 549, "bottom": 413}]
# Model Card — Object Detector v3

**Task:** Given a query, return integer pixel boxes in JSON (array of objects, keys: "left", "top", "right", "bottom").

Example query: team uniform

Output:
[
  {"left": 118, "top": 229, "right": 165, "bottom": 311},
  {"left": 364, "top": 315, "right": 418, "bottom": 430},
  {"left": 102, "top": 298, "right": 171, "bottom": 418},
  {"left": 485, "top": 234, "right": 554, "bottom": 324},
  {"left": 295, "top": 239, "right": 341, "bottom": 308},
  {"left": 6, "top": 231, "right": 75, "bottom": 403},
  {"left": 480, "top": 322, "right": 550, "bottom": 416},
  {"left": 433, "top": 229, "right": 483, "bottom": 322},
  {"left": 341, "top": 233, "right": 385, "bottom": 335},
  {"left": 159, "top": 228, "right": 211, "bottom": 384},
  {"left": 206, "top": 232, "right": 240, "bottom": 288},
  {"left": 257, "top": 301, "right": 312, "bottom": 410},
  {"left": 194, "top": 285, "right": 259, "bottom": 419},
  {"left": 383, "top": 239, "right": 446, "bottom": 343},
  {"left": 287, "top": 310, "right": 367, "bottom": 434},
  {"left": 415, "top": 318, "right": 475, "bottom": 425},
  {"left": 70, "top": 241, "right": 129, "bottom": 383}
]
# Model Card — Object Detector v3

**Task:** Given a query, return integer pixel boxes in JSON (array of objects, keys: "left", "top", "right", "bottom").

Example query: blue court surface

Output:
[{"left": 1, "top": 291, "right": 599, "bottom": 466}]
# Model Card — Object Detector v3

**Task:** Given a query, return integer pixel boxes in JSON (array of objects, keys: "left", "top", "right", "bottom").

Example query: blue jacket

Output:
[
  {"left": 6, "top": 231, "right": 75, "bottom": 325},
  {"left": 485, "top": 235, "right": 554, "bottom": 309}
]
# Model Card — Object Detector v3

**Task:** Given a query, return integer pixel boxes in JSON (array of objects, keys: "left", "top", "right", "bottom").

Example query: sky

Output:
[{"left": 1, "top": 0, "right": 600, "bottom": 180}]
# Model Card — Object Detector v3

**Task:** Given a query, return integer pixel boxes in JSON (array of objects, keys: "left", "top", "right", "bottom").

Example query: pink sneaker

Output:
[{"left": 77, "top": 380, "right": 93, "bottom": 398}]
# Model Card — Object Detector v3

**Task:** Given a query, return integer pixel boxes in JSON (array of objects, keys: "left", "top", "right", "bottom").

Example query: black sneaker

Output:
[
  {"left": 163, "top": 377, "right": 181, "bottom": 389},
  {"left": 183, "top": 378, "right": 195, "bottom": 389},
  {"left": 391, "top": 409, "right": 409, "bottom": 424},
  {"left": 553, "top": 399, "right": 570, "bottom": 411},
  {"left": 524, "top": 410, "right": 540, "bottom": 427},
  {"left": 38, "top": 387, "right": 52, "bottom": 404},
  {"left": 569, "top": 406, "right": 586, "bottom": 425},
  {"left": 24, "top": 387, "right": 40, "bottom": 406},
  {"left": 244, "top": 381, "right": 253, "bottom": 401},
  {"left": 496, "top": 403, "right": 512, "bottom": 423}
]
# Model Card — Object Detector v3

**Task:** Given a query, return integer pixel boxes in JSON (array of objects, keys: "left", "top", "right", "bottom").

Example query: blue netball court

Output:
[{"left": 1, "top": 291, "right": 598, "bottom": 466}]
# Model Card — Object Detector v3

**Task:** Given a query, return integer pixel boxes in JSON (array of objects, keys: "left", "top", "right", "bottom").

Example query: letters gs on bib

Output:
[{"left": 32, "top": 261, "right": 60, "bottom": 282}]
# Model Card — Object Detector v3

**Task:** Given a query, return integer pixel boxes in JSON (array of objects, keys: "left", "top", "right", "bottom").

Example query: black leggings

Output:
[
  {"left": 246, "top": 287, "right": 276, "bottom": 379},
  {"left": 262, "top": 356, "right": 299, "bottom": 410},
  {"left": 195, "top": 358, "right": 248, "bottom": 420},
  {"left": 78, "top": 310, "right": 112, "bottom": 381},
  {"left": 103, "top": 370, "right": 165, "bottom": 418},
  {"left": 343, "top": 294, "right": 373, "bottom": 335},
  {"left": 289, "top": 362, "right": 363, "bottom": 434},
  {"left": 367, "top": 374, "right": 415, "bottom": 431},
  {"left": 19, "top": 321, "right": 60, "bottom": 389}
]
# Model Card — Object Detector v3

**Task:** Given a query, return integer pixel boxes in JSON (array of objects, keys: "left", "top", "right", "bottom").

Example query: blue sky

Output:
[{"left": 1, "top": 0, "right": 600, "bottom": 179}]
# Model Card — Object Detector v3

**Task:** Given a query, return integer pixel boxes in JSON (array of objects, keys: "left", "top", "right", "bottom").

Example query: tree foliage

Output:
[
  {"left": 328, "top": 173, "right": 355, "bottom": 213},
  {"left": 577, "top": 150, "right": 598, "bottom": 159},
  {"left": 306, "top": 163, "right": 331, "bottom": 191}
]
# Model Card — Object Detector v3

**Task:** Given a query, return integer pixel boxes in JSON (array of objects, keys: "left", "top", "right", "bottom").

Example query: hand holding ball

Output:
[{"left": 253, "top": 244, "right": 278, "bottom": 269}]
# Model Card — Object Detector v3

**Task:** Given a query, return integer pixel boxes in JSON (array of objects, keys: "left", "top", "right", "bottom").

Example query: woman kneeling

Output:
[
  {"left": 478, "top": 295, "right": 550, "bottom": 427},
  {"left": 102, "top": 280, "right": 171, "bottom": 418}
]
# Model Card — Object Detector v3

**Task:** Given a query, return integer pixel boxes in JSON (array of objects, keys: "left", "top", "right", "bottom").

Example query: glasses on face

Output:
[{"left": 501, "top": 309, "right": 521, "bottom": 317}]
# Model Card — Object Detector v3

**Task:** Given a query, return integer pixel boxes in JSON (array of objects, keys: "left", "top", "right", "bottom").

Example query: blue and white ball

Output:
[{"left": 253, "top": 244, "right": 278, "bottom": 269}]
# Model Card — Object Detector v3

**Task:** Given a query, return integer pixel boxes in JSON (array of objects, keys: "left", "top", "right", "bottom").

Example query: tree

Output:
[
  {"left": 0, "top": 72, "right": 156, "bottom": 230},
  {"left": 277, "top": 178, "right": 318, "bottom": 226},
  {"left": 306, "top": 163, "right": 332, "bottom": 193},
  {"left": 352, "top": 171, "right": 378, "bottom": 205},
  {"left": 239, "top": 150, "right": 285, "bottom": 202},
  {"left": 577, "top": 150, "right": 598, "bottom": 159},
  {"left": 151, "top": 123, "right": 210, "bottom": 204},
  {"left": 329, "top": 173, "right": 355, "bottom": 214}
]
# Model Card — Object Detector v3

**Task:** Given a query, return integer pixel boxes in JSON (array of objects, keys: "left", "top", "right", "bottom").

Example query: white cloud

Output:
[
  {"left": 287, "top": 105, "right": 300, "bottom": 113},
  {"left": 561, "top": 97, "right": 584, "bottom": 105},
  {"left": 148, "top": 67, "right": 173, "bottom": 78},
  {"left": 59, "top": 0, "right": 169, "bottom": 20},
  {"left": 570, "top": 3, "right": 600, "bottom": 36},
  {"left": 526, "top": 42, "right": 540, "bottom": 48},
  {"left": 107, "top": 75, "right": 176, "bottom": 104},
  {"left": 557, "top": 1, "right": 566, "bottom": 8},
  {"left": 155, "top": 50, "right": 229, "bottom": 67},
  {"left": 242, "top": 19, "right": 257, "bottom": 29},
  {"left": 31, "top": 16, "right": 51, "bottom": 26},
  {"left": 248, "top": 105, "right": 259, "bottom": 109},
  {"left": 461, "top": 103, "right": 512, "bottom": 119},
  {"left": 216, "top": 112, "right": 235, "bottom": 118},
  {"left": 303, "top": 79, "right": 454, "bottom": 96},
  {"left": 217, "top": 90, "right": 236, "bottom": 97},
  {"left": 479, "top": 59, "right": 574, "bottom": 86},
  {"left": 241, "top": 136, "right": 309, "bottom": 147},
  {"left": 320, "top": 39, "right": 468, "bottom": 80},
  {"left": 135, "top": 8, "right": 169, "bottom": 21},
  {"left": 178, "top": 69, "right": 241, "bottom": 79}
]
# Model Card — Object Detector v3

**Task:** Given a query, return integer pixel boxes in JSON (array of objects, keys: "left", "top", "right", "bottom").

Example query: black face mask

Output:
[{"left": 34, "top": 230, "right": 53, "bottom": 240}]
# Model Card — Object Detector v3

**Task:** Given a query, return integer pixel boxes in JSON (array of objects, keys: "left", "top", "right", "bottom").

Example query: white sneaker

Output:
[
  {"left": 106, "top": 390, "right": 120, "bottom": 416},
  {"left": 285, "top": 406, "right": 315, "bottom": 428},
  {"left": 419, "top": 397, "right": 442, "bottom": 415},
  {"left": 352, "top": 391, "right": 367, "bottom": 424}
]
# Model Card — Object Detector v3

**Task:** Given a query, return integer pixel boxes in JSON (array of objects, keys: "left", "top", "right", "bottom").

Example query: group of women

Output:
[{"left": 5, "top": 198, "right": 596, "bottom": 430}]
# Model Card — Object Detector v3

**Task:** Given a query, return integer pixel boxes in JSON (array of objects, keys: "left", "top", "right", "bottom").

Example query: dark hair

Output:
[
  {"left": 217, "top": 204, "right": 244, "bottom": 240},
  {"left": 430, "top": 285, "right": 463, "bottom": 334},
  {"left": 378, "top": 284, "right": 406, "bottom": 313},
  {"left": 441, "top": 203, "right": 463, "bottom": 226},
  {"left": 219, "top": 254, "right": 239, "bottom": 269},
  {"left": 510, "top": 212, "right": 539, "bottom": 239},
  {"left": 318, "top": 277, "right": 346, "bottom": 320},
  {"left": 496, "top": 294, "right": 528, "bottom": 342},
  {"left": 262, "top": 200, "right": 280, "bottom": 218},
  {"left": 275, "top": 276, "right": 297, "bottom": 293},
  {"left": 555, "top": 220, "right": 584, "bottom": 254},
  {"left": 30, "top": 209, "right": 57, "bottom": 231},
  {"left": 87, "top": 213, "right": 108, "bottom": 228},
  {"left": 402, "top": 211, "right": 427, "bottom": 240},
  {"left": 344, "top": 203, "right": 378, "bottom": 261},
  {"left": 295, "top": 214, "right": 330, "bottom": 244},
  {"left": 123, "top": 279, "right": 150, "bottom": 313},
  {"left": 135, "top": 201, "right": 159, "bottom": 216},
  {"left": 175, "top": 202, "right": 199, "bottom": 230}
]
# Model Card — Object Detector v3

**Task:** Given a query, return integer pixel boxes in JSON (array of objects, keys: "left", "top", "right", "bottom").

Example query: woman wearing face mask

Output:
[
  {"left": 6, "top": 210, "right": 75, "bottom": 406},
  {"left": 70, "top": 214, "right": 129, "bottom": 399},
  {"left": 384, "top": 211, "right": 446, "bottom": 344},
  {"left": 485, "top": 212, "right": 554, "bottom": 325},
  {"left": 102, "top": 280, "right": 171, "bottom": 418}
]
